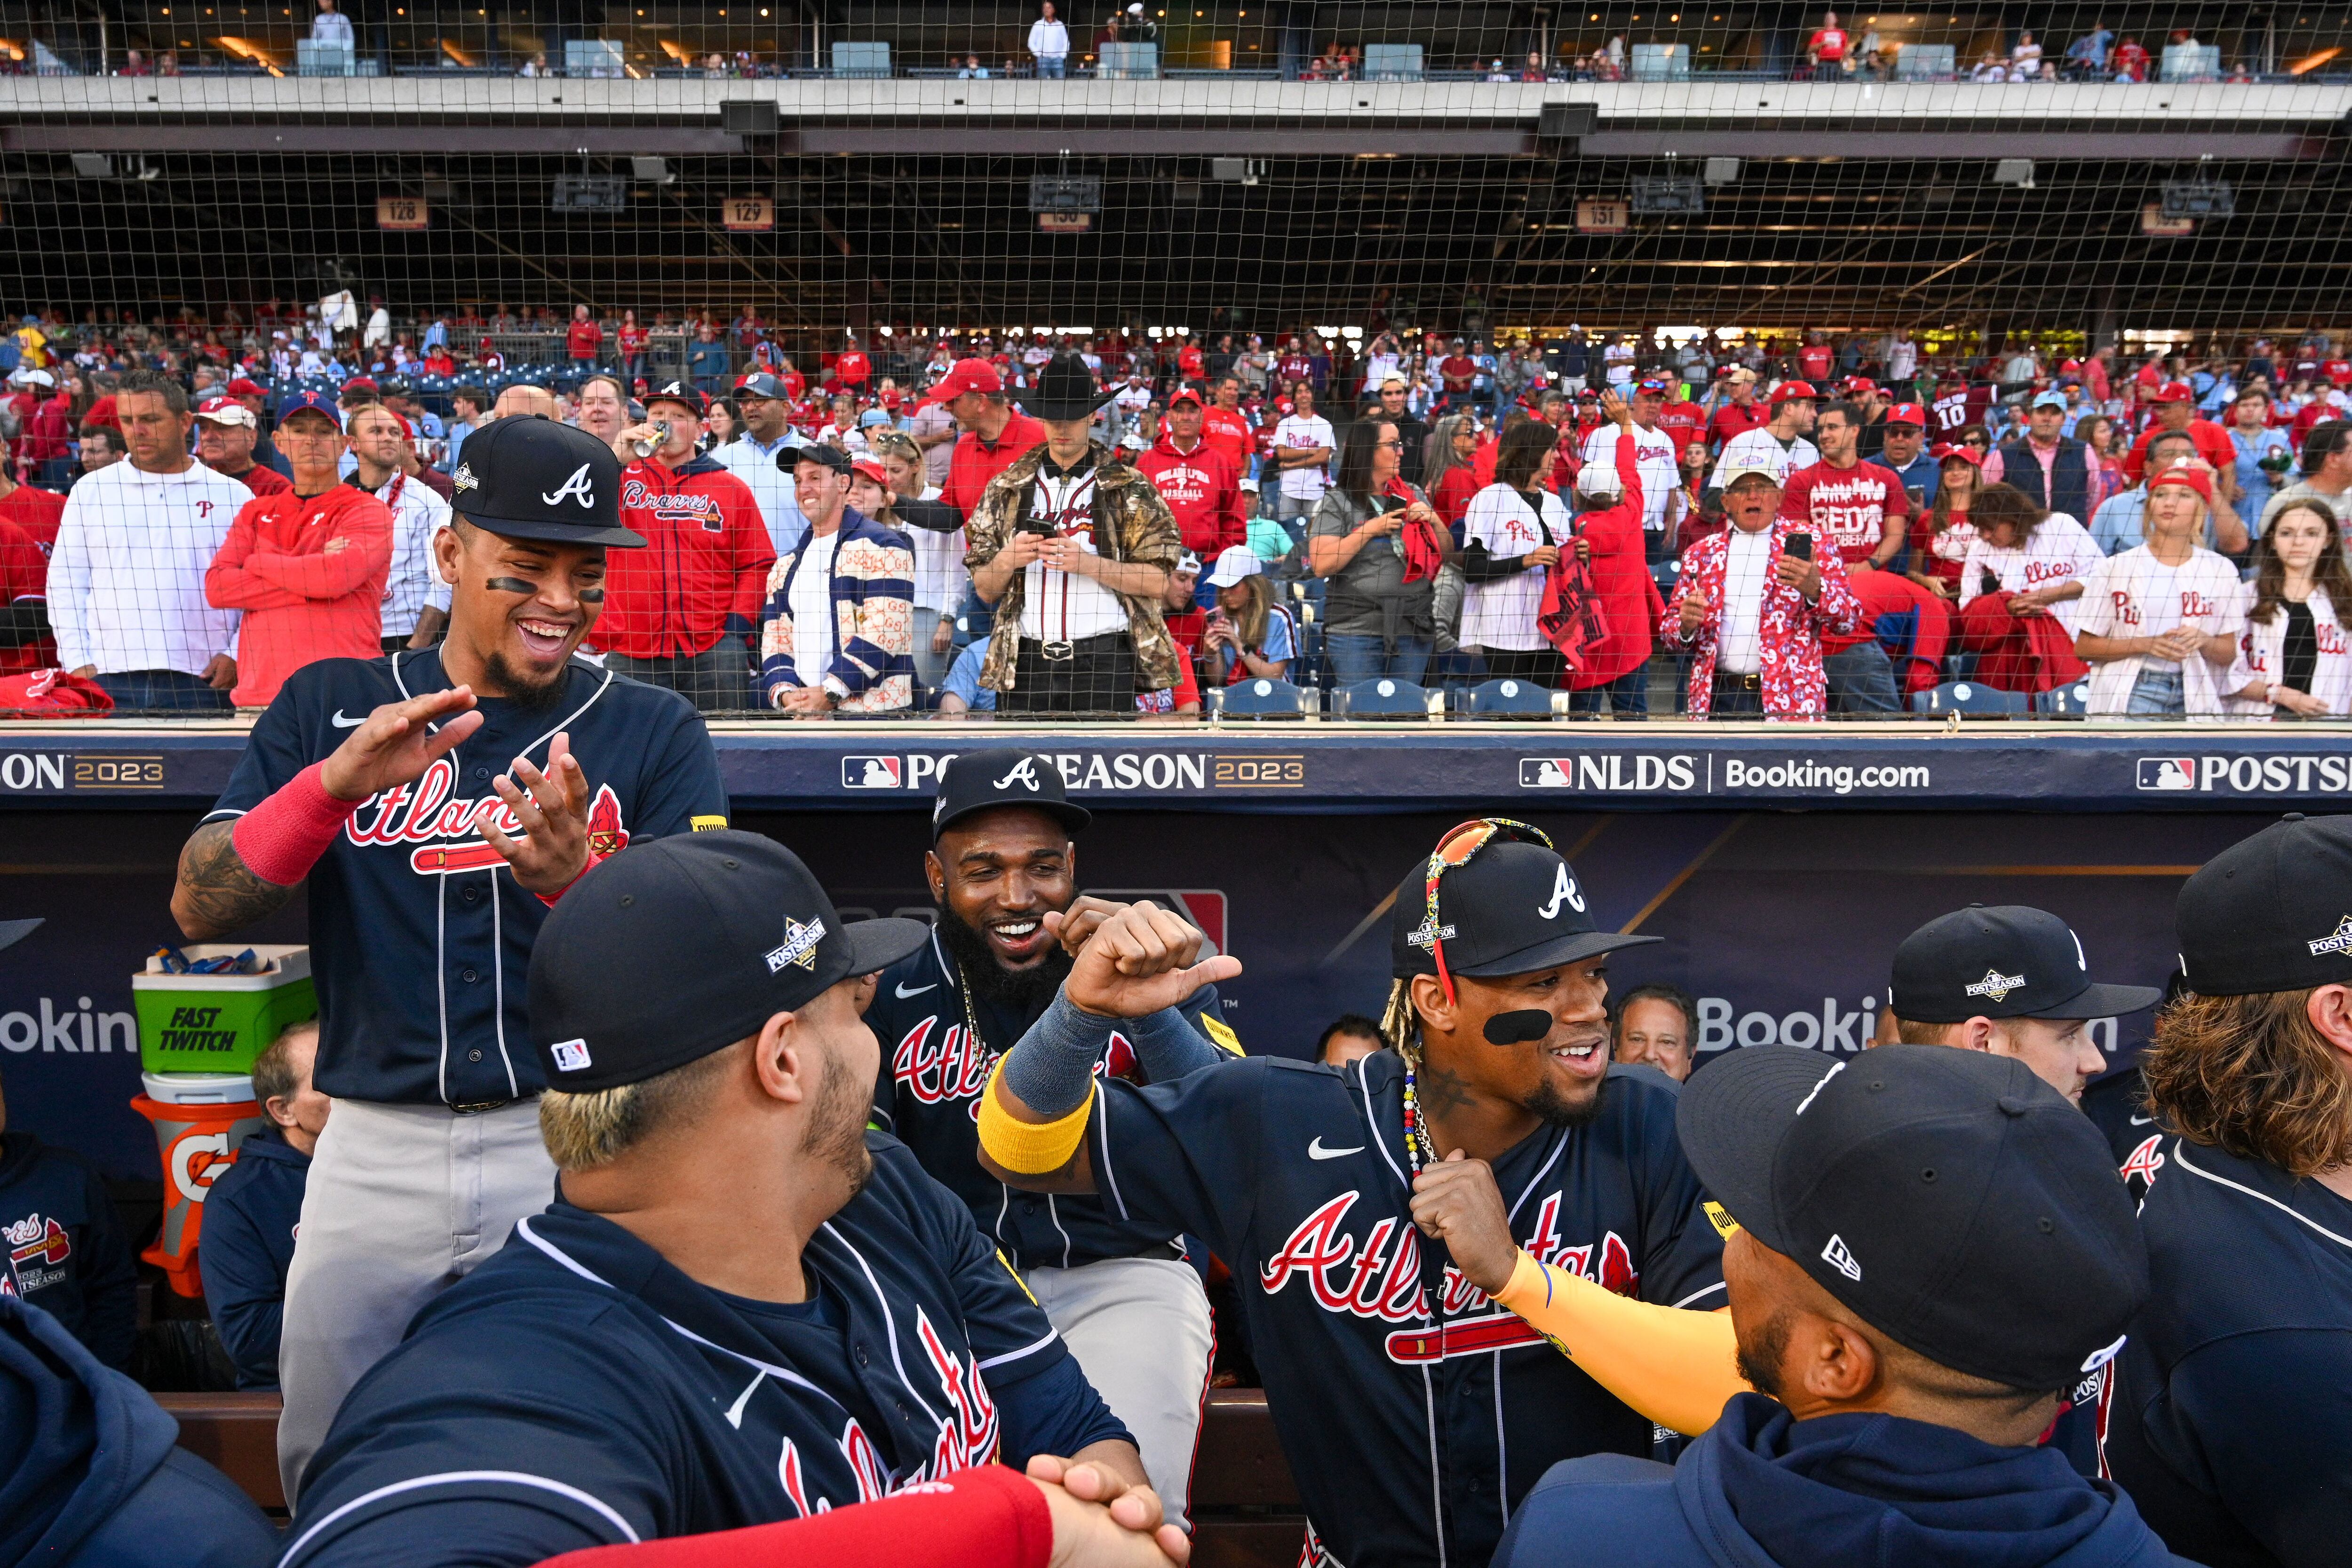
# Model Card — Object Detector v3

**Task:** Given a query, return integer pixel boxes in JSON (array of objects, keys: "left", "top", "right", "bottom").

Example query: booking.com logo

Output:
[{"left": 1720, "top": 760, "right": 1931, "bottom": 795}]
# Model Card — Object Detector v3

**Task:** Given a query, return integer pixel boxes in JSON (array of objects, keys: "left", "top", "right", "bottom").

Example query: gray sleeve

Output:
[{"left": 1001, "top": 991, "right": 1220, "bottom": 1115}]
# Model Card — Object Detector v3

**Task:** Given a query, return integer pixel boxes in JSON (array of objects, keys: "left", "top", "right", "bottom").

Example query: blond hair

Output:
[{"left": 539, "top": 1044, "right": 736, "bottom": 1172}]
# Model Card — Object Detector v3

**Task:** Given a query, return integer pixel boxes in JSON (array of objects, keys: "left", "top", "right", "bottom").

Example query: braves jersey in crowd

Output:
[
  {"left": 203, "top": 649, "right": 729, "bottom": 1107},
  {"left": 282, "top": 1136, "right": 1128, "bottom": 1568},
  {"left": 0, "top": 1131, "right": 137, "bottom": 1370},
  {"left": 591, "top": 454, "right": 775, "bottom": 660},
  {"left": 869, "top": 925, "right": 1236, "bottom": 1272},
  {"left": 1777, "top": 459, "right": 1909, "bottom": 565},
  {"left": 1085, "top": 1055, "right": 1726, "bottom": 1568},
  {"left": 2102, "top": 1133, "right": 2352, "bottom": 1568}
]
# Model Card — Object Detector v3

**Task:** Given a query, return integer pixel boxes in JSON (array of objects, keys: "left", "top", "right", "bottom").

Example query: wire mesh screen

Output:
[{"left": 1, "top": 2, "right": 2349, "bottom": 721}]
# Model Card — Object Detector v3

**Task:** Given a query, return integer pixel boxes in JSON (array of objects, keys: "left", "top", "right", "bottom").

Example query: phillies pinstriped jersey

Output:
[
  {"left": 1087, "top": 1054, "right": 1727, "bottom": 1568},
  {"left": 868, "top": 924, "right": 1237, "bottom": 1272},
  {"left": 280, "top": 1135, "right": 1130, "bottom": 1567},
  {"left": 204, "top": 648, "right": 728, "bottom": 1107}
]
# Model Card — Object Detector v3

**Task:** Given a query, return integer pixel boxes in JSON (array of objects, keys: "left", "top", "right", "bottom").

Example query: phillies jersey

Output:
[
  {"left": 1779, "top": 458, "right": 1908, "bottom": 564},
  {"left": 203, "top": 649, "right": 728, "bottom": 1107},
  {"left": 284, "top": 1137, "right": 1129, "bottom": 1567},
  {"left": 1135, "top": 435, "right": 1247, "bottom": 559},
  {"left": 868, "top": 925, "right": 1235, "bottom": 1271},
  {"left": 1087, "top": 1055, "right": 1725, "bottom": 1568}
]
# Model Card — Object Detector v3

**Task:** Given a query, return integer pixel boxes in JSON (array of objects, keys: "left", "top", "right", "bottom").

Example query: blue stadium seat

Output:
[
  {"left": 1461, "top": 678, "right": 1555, "bottom": 718},
  {"left": 1911, "top": 681, "right": 2029, "bottom": 716},
  {"left": 2034, "top": 681, "right": 2093, "bottom": 716},
  {"left": 1212, "top": 677, "right": 1311, "bottom": 720},
  {"left": 1334, "top": 678, "right": 1435, "bottom": 718}
]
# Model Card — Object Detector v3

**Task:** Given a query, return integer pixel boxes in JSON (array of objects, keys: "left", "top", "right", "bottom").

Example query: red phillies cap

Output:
[
  {"left": 1767, "top": 380, "right": 1818, "bottom": 406},
  {"left": 2152, "top": 381, "right": 2196, "bottom": 404},
  {"left": 224, "top": 377, "right": 266, "bottom": 398},
  {"left": 850, "top": 457, "right": 890, "bottom": 486},
  {"left": 340, "top": 376, "right": 379, "bottom": 396},
  {"left": 923, "top": 358, "right": 1003, "bottom": 403},
  {"left": 2148, "top": 461, "right": 2214, "bottom": 504},
  {"left": 1933, "top": 443, "right": 1984, "bottom": 467},
  {"left": 1885, "top": 403, "right": 1929, "bottom": 427},
  {"left": 1167, "top": 386, "right": 1204, "bottom": 408},
  {"left": 1840, "top": 375, "right": 1877, "bottom": 394}
]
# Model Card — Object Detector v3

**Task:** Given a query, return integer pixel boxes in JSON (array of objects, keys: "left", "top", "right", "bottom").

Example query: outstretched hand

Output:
[
  {"left": 1049, "top": 901, "right": 1242, "bottom": 1020},
  {"left": 318, "top": 687, "right": 485, "bottom": 803},
  {"left": 472, "top": 731, "right": 594, "bottom": 897}
]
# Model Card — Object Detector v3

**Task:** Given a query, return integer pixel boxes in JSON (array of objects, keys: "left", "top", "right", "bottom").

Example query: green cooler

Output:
[{"left": 133, "top": 945, "right": 317, "bottom": 1078}]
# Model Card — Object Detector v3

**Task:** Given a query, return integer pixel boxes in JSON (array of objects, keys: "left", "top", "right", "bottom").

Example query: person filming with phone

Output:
[{"left": 1664, "top": 457, "right": 1862, "bottom": 719}]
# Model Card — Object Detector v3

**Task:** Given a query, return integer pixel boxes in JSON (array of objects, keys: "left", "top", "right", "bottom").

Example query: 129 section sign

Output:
[{"left": 723, "top": 196, "right": 776, "bottom": 231}]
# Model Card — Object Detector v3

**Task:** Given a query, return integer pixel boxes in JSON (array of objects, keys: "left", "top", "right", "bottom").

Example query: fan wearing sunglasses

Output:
[{"left": 971, "top": 820, "right": 1728, "bottom": 1568}]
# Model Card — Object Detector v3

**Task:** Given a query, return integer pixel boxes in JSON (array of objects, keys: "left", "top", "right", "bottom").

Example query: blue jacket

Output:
[
  {"left": 198, "top": 1127, "right": 309, "bottom": 1390},
  {"left": 0, "top": 1293, "right": 276, "bottom": 1568},
  {"left": 0, "top": 1131, "right": 136, "bottom": 1370},
  {"left": 1492, "top": 1393, "right": 2196, "bottom": 1568}
]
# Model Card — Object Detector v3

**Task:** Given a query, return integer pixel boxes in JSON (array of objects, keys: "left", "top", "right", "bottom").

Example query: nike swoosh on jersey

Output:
[
  {"left": 331, "top": 710, "right": 366, "bottom": 727},
  {"left": 1308, "top": 1137, "right": 1364, "bottom": 1160},
  {"left": 2129, "top": 1114, "right": 2154, "bottom": 1125},
  {"left": 895, "top": 981, "right": 938, "bottom": 998}
]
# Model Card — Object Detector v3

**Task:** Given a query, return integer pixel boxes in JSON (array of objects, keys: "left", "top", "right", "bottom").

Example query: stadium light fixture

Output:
[
  {"left": 1702, "top": 157, "right": 1741, "bottom": 186},
  {"left": 1991, "top": 159, "right": 2035, "bottom": 190}
]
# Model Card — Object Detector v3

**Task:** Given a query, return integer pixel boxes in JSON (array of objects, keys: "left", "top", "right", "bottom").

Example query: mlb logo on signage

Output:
[
  {"left": 2137, "top": 758, "right": 2197, "bottom": 792},
  {"left": 1084, "top": 890, "right": 1227, "bottom": 957},
  {"left": 842, "top": 756, "right": 905, "bottom": 790}
]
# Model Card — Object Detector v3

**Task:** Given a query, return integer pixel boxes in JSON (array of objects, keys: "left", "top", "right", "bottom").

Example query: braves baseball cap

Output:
[
  {"left": 644, "top": 381, "right": 706, "bottom": 418},
  {"left": 1890, "top": 905, "right": 2161, "bottom": 1024},
  {"left": 528, "top": 830, "right": 930, "bottom": 1094},
  {"left": 448, "top": 416, "right": 644, "bottom": 548},
  {"left": 2177, "top": 814, "right": 2352, "bottom": 995},
  {"left": 1884, "top": 403, "right": 1928, "bottom": 428},
  {"left": 274, "top": 389, "right": 343, "bottom": 431},
  {"left": 736, "top": 372, "right": 790, "bottom": 400},
  {"left": 2031, "top": 389, "right": 2069, "bottom": 411},
  {"left": 1389, "top": 840, "right": 1660, "bottom": 982},
  {"left": 931, "top": 749, "right": 1091, "bottom": 842},
  {"left": 924, "top": 358, "right": 1004, "bottom": 403},
  {"left": 195, "top": 396, "right": 257, "bottom": 429},
  {"left": 1677, "top": 1044, "right": 2148, "bottom": 1392}
]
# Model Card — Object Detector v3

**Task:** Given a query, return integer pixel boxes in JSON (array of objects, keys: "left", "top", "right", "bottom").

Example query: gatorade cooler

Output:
[
  {"left": 133, "top": 944, "right": 315, "bottom": 1079},
  {"left": 131, "top": 1073, "right": 268, "bottom": 1298}
]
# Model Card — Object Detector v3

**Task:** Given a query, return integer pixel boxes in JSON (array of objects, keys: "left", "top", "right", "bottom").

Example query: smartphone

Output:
[{"left": 1785, "top": 533, "right": 1814, "bottom": 561}]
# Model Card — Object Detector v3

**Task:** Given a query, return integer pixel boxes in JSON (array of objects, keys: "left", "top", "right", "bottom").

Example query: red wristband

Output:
[
  {"left": 536, "top": 848, "right": 606, "bottom": 908},
  {"left": 231, "top": 762, "right": 359, "bottom": 887}
]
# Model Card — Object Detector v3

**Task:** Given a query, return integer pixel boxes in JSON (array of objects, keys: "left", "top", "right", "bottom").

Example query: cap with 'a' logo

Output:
[
  {"left": 1677, "top": 1044, "right": 2148, "bottom": 1392},
  {"left": 1889, "top": 904, "right": 2162, "bottom": 1024},
  {"left": 2177, "top": 812, "right": 2352, "bottom": 995},
  {"left": 1387, "top": 840, "right": 1661, "bottom": 981},
  {"left": 448, "top": 414, "right": 644, "bottom": 549},
  {"left": 930, "top": 748, "right": 1093, "bottom": 843},
  {"left": 527, "top": 830, "right": 929, "bottom": 1093}
]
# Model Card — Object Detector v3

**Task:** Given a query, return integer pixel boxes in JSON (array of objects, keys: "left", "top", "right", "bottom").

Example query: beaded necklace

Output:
[{"left": 1400, "top": 1055, "right": 1438, "bottom": 1172}]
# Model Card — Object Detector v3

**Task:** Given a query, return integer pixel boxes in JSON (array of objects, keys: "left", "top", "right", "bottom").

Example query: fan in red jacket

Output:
[
  {"left": 591, "top": 383, "right": 777, "bottom": 710},
  {"left": 1562, "top": 396, "right": 1663, "bottom": 712},
  {"left": 0, "top": 514, "right": 53, "bottom": 677},
  {"left": 1135, "top": 389, "right": 1247, "bottom": 561}
]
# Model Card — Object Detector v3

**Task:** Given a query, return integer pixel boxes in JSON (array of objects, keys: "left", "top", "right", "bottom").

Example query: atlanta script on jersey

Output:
[
  {"left": 1087, "top": 1055, "right": 1726, "bottom": 1568},
  {"left": 282, "top": 1136, "right": 1128, "bottom": 1567},
  {"left": 204, "top": 649, "right": 728, "bottom": 1108}
]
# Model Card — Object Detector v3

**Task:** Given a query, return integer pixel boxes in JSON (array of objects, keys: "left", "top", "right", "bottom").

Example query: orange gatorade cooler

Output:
[{"left": 130, "top": 1072, "right": 268, "bottom": 1298}]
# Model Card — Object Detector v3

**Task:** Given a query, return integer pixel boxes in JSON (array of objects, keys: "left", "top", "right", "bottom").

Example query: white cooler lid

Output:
[{"left": 142, "top": 1071, "right": 258, "bottom": 1106}]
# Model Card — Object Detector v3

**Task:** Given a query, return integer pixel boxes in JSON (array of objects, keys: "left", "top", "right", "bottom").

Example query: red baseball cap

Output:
[
  {"left": 1167, "top": 387, "right": 1204, "bottom": 409},
  {"left": 340, "top": 376, "right": 380, "bottom": 397},
  {"left": 1885, "top": 403, "right": 1929, "bottom": 427},
  {"left": 922, "top": 359, "right": 1003, "bottom": 404},
  {"left": 850, "top": 457, "right": 890, "bottom": 486},
  {"left": 1933, "top": 443, "right": 1984, "bottom": 467},
  {"left": 224, "top": 377, "right": 265, "bottom": 398},
  {"left": 2152, "top": 381, "right": 2196, "bottom": 404},
  {"left": 1767, "top": 380, "right": 1818, "bottom": 407},
  {"left": 2148, "top": 461, "right": 2214, "bottom": 504},
  {"left": 1636, "top": 375, "right": 1673, "bottom": 394},
  {"left": 1841, "top": 375, "right": 1877, "bottom": 394}
]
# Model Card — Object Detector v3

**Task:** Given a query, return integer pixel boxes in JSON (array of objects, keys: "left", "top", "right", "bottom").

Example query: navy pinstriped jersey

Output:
[
  {"left": 1088, "top": 1053, "right": 1727, "bottom": 1568},
  {"left": 867, "top": 925, "right": 1237, "bottom": 1272},
  {"left": 281, "top": 1134, "right": 1129, "bottom": 1568},
  {"left": 203, "top": 648, "right": 728, "bottom": 1107}
]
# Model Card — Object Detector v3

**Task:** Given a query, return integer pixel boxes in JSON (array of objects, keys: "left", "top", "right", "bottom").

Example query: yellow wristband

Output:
[{"left": 976, "top": 1061, "right": 1096, "bottom": 1176}]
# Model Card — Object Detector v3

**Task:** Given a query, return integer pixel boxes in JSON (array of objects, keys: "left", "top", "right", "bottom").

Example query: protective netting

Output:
[{"left": 2, "top": 3, "right": 2350, "bottom": 720}]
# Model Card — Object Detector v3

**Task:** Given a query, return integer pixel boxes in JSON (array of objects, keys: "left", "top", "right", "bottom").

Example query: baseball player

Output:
[
  {"left": 167, "top": 415, "right": 729, "bottom": 1503},
  {"left": 977, "top": 820, "right": 1728, "bottom": 1568},
  {"left": 284, "top": 832, "right": 1173, "bottom": 1567},
  {"left": 867, "top": 749, "right": 1235, "bottom": 1526},
  {"left": 2105, "top": 813, "right": 2352, "bottom": 1567}
]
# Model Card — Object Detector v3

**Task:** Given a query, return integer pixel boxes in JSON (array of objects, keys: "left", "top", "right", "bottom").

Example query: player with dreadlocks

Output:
[{"left": 974, "top": 818, "right": 1730, "bottom": 1568}]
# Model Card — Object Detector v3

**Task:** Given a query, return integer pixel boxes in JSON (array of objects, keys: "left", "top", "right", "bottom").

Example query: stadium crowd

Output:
[{"left": 5, "top": 301, "right": 2352, "bottom": 719}]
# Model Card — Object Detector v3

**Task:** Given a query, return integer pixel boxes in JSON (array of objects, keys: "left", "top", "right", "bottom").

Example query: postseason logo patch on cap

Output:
[
  {"left": 765, "top": 915, "right": 827, "bottom": 974},
  {"left": 2307, "top": 915, "right": 2352, "bottom": 957}
]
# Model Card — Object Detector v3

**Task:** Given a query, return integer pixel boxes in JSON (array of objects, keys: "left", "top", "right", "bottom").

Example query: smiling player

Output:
[
  {"left": 975, "top": 819, "right": 1729, "bottom": 1568},
  {"left": 168, "top": 414, "right": 730, "bottom": 1505}
]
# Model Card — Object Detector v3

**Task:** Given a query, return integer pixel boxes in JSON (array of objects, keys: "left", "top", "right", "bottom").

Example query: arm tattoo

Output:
[
  {"left": 1418, "top": 1063, "right": 1476, "bottom": 1117},
  {"left": 175, "top": 820, "right": 296, "bottom": 939}
]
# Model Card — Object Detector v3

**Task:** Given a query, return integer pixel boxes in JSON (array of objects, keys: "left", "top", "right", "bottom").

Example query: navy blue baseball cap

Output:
[
  {"left": 1890, "top": 905, "right": 2161, "bottom": 1024},
  {"left": 736, "top": 372, "right": 791, "bottom": 400},
  {"left": 2178, "top": 812, "right": 2352, "bottom": 995},
  {"left": 1678, "top": 1044, "right": 2148, "bottom": 1392},
  {"left": 275, "top": 389, "right": 343, "bottom": 431},
  {"left": 931, "top": 749, "right": 1091, "bottom": 842},
  {"left": 1389, "top": 840, "right": 1661, "bottom": 981},
  {"left": 529, "top": 830, "right": 929, "bottom": 1094},
  {"left": 644, "top": 381, "right": 706, "bottom": 418},
  {"left": 449, "top": 415, "right": 644, "bottom": 548}
]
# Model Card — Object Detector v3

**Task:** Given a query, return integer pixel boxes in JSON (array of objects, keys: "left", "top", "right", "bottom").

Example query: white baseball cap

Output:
[
  {"left": 1174, "top": 550, "right": 1204, "bottom": 578},
  {"left": 1576, "top": 460, "right": 1621, "bottom": 500},
  {"left": 1206, "top": 545, "right": 1263, "bottom": 588},
  {"left": 1717, "top": 459, "right": 1785, "bottom": 490}
]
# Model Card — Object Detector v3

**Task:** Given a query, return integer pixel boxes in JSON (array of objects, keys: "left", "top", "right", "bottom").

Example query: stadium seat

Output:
[
  {"left": 1460, "top": 678, "right": 1557, "bottom": 718},
  {"left": 1333, "top": 678, "right": 1437, "bottom": 718},
  {"left": 1210, "top": 677, "right": 1311, "bottom": 720},
  {"left": 2034, "top": 681, "right": 2094, "bottom": 716},
  {"left": 1911, "top": 681, "right": 2029, "bottom": 716}
]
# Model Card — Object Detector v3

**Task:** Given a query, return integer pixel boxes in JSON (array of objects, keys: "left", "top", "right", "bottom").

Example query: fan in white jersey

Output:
[
  {"left": 2225, "top": 496, "right": 2352, "bottom": 719},
  {"left": 1713, "top": 380, "right": 1820, "bottom": 492},
  {"left": 1955, "top": 484, "right": 2105, "bottom": 636},
  {"left": 2073, "top": 465, "right": 2247, "bottom": 717}
]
